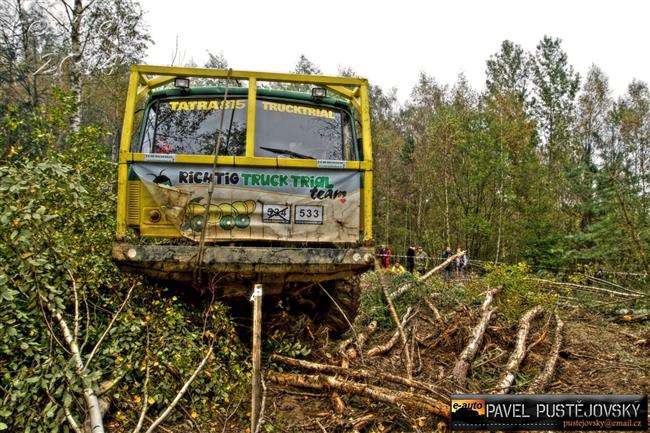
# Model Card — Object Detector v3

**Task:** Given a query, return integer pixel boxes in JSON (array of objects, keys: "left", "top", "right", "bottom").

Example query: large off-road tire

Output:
[{"left": 321, "top": 276, "right": 361, "bottom": 337}]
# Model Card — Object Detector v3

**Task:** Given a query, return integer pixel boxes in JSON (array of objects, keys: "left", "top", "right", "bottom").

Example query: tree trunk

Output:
[{"left": 69, "top": 0, "right": 83, "bottom": 132}]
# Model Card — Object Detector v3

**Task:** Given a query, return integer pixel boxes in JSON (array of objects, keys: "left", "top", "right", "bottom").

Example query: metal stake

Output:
[{"left": 250, "top": 283, "right": 263, "bottom": 432}]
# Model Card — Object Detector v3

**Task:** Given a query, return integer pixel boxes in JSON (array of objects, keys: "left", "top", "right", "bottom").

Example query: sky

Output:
[{"left": 138, "top": 0, "right": 650, "bottom": 103}]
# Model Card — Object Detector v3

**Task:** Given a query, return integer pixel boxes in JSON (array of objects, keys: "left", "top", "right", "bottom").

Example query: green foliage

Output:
[
  {"left": 359, "top": 272, "right": 442, "bottom": 329},
  {"left": 264, "top": 327, "right": 312, "bottom": 359},
  {"left": 483, "top": 263, "right": 557, "bottom": 320},
  {"left": 0, "top": 110, "right": 246, "bottom": 431},
  {"left": 0, "top": 89, "right": 76, "bottom": 160}
]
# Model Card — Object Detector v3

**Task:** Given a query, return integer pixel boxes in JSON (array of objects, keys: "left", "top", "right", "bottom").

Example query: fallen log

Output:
[
  {"left": 270, "top": 354, "right": 448, "bottom": 401},
  {"left": 390, "top": 251, "right": 466, "bottom": 300},
  {"left": 494, "top": 305, "right": 544, "bottom": 394},
  {"left": 451, "top": 287, "right": 500, "bottom": 389},
  {"left": 267, "top": 371, "right": 450, "bottom": 418},
  {"left": 366, "top": 307, "right": 414, "bottom": 357},
  {"left": 527, "top": 312, "right": 564, "bottom": 393}
]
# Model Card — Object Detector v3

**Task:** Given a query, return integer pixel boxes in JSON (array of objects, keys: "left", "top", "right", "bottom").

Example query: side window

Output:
[
  {"left": 140, "top": 103, "right": 158, "bottom": 153},
  {"left": 341, "top": 111, "right": 355, "bottom": 161}
]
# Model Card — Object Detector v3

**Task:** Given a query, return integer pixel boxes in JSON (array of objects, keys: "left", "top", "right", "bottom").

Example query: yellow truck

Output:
[{"left": 112, "top": 65, "right": 374, "bottom": 334}]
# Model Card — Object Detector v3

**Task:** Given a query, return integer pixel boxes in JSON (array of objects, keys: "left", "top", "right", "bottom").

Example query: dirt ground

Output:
[
  {"left": 254, "top": 281, "right": 650, "bottom": 433},
  {"left": 153, "top": 274, "right": 650, "bottom": 433}
]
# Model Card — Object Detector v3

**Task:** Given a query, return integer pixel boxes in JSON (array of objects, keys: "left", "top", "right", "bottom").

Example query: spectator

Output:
[
  {"left": 390, "top": 262, "right": 406, "bottom": 273},
  {"left": 384, "top": 246, "right": 393, "bottom": 268},
  {"left": 415, "top": 247, "right": 429, "bottom": 275},
  {"left": 456, "top": 247, "right": 468, "bottom": 277},
  {"left": 376, "top": 245, "right": 387, "bottom": 269},
  {"left": 406, "top": 245, "right": 416, "bottom": 273},
  {"left": 442, "top": 245, "right": 453, "bottom": 279}
]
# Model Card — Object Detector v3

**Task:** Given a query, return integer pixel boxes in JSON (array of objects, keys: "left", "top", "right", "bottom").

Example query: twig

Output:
[
  {"left": 144, "top": 344, "right": 214, "bottom": 433},
  {"left": 532, "top": 278, "right": 641, "bottom": 298},
  {"left": 585, "top": 275, "right": 645, "bottom": 296},
  {"left": 64, "top": 407, "right": 83, "bottom": 433},
  {"left": 68, "top": 270, "right": 79, "bottom": 343},
  {"left": 390, "top": 251, "right": 466, "bottom": 300},
  {"left": 366, "top": 307, "right": 414, "bottom": 357},
  {"left": 270, "top": 354, "right": 449, "bottom": 401},
  {"left": 132, "top": 360, "right": 150, "bottom": 433},
  {"left": 315, "top": 419, "right": 328, "bottom": 433},
  {"left": 425, "top": 299, "right": 444, "bottom": 324},
  {"left": 41, "top": 295, "right": 105, "bottom": 433},
  {"left": 84, "top": 282, "right": 136, "bottom": 370},
  {"left": 221, "top": 393, "right": 244, "bottom": 433},
  {"left": 319, "top": 283, "right": 358, "bottom": 339}
]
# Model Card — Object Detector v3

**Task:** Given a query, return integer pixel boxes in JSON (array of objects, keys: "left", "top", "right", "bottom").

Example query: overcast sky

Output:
[{"left": 138, "top": 0, "right": 649, "bottom": 102}]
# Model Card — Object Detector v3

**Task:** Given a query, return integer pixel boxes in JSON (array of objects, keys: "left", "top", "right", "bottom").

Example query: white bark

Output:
[
  {"left": 145, "top": 345, "right": 214, "bottom": 433},
  {"left": 494, "top": 305, "right": 543, "bottom": 394},
  {"left": 527, "top": 312, "right": 564, "bottom": 393},
  {"left": 52, "top": 309, "right": 105, "bottom": 433},
  {"left": 451, "top": 287, "right": 500, "bottom": 389}
]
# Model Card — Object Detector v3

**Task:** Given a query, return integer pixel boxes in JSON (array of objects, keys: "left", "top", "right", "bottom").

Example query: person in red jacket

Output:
[{"left": 384, "top": 246, "right": 393, "bottom": 268}]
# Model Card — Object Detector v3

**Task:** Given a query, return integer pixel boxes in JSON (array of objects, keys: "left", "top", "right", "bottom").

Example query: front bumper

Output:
[{"left": 112, "top": 242, "right": 375, "bottom": 286}]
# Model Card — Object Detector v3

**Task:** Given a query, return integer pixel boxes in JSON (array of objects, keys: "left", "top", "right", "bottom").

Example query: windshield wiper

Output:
[{"left": 259, "top": 146, "right": 315, "bottom": 159}]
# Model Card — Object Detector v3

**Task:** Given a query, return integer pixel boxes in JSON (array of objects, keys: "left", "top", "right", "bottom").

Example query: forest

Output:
[{"left": 1, "top": 0, "right": 649, "bottom": 432}]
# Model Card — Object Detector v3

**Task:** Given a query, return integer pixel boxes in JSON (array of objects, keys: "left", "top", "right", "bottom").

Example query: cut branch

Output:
[
  {"left": 84, "top": 282, "right": 136, "bottom": 370},
  {"left": 145, "top": 344, "right": 214, "bottom": 433},
  {"left": 46, "top": 302, "right": 105, "bottom": 433},
  {"left": 390, "top": 251, "right": 466, "bottom": 300},
  {"left": 494, "top": 305, "right": 543, "bottom": 394},
  {"left": 366, "top": 307, "right": 414, "bottom": 357},
  {"left": 268, "top": 372, "right": 449, "bottom": 418},
  {"left": 451, "top": 287, "right": 500, "bottom": 389},
  {"left": 381, "top": 276, "right": 411, "bottom": 379},
  {"left": 270, "top": 354, "right": 448, "bottom": 400},
  {"left": 527, "top": 312, "right": 564, "bottom": 393}
]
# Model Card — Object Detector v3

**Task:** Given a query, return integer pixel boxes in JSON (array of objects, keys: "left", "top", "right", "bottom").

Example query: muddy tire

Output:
[{"left": 321, "top": 276, "right": 361, "bottom": 337}]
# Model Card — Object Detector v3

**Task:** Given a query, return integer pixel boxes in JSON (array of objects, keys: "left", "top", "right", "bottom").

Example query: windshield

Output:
[
  {"left": 254, "top": 100, "right": 354, "bottom": 160},
  {"left": 140, "top": 96, "right": 355, "bottom": 160},
  {"left": 141, "top": 98, "right": 247, "bottom": 156}
]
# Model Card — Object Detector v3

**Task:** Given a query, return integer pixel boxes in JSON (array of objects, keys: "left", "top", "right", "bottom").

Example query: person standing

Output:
[
  {"left": 384, "top": 246, "right": 393, "bottom": 269},
  {"left": 456, "top": 247, "right": 468, "bottom": 277},
  {"left": 415, "top": 247, "right": 428, "bottom": 275},
  {"left": 377, "top": 245, "right": 387, "bottom": 269},
  {"left": 406, "top": 245, "right": 416, "bottom": 273},
  {"left": 442, "top": 245, "right": 453, "bottom": 279}
]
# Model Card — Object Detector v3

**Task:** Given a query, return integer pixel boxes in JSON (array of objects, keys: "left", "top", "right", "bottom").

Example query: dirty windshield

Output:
[
  {"left": 141, "top": 98, "right": 247, "bottom": 156},
  {"left": 254, "top": 100, "right": 355, "bottom": 161},
  {"left": 140, "top": 97, "right": 355, "bottom": 160}
]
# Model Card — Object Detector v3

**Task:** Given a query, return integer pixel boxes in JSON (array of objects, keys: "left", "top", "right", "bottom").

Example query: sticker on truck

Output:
[
  {"left": 295, "top": 205, "right": 323, "bottom": 225},
  {"left": 262, "top": 204, "right": 290, "bottom": 224}
]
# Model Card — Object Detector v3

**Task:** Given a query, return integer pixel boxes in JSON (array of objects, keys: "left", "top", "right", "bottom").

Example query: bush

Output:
[
  {"left": 0, "top": 122, "right": 246, "bottom": 431},
  {"left": 482, "top": 263, "right": 557, "bottom": 319}
]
